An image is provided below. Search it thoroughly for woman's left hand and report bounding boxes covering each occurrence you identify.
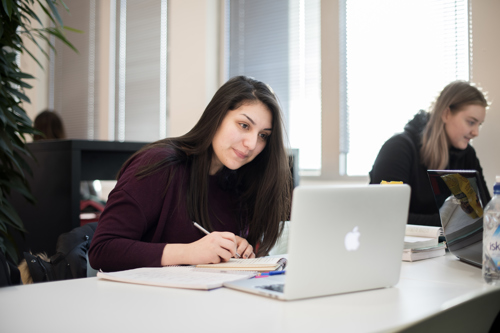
[235,236,255,259]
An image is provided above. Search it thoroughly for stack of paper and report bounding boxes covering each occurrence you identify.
[402,225,446,262]
[402,243,447,262]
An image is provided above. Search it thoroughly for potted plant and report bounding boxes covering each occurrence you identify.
[0,0,78,277]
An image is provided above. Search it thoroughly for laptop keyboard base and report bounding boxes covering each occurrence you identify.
[256,284,284,293]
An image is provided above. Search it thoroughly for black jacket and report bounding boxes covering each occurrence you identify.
[369,110,491,226]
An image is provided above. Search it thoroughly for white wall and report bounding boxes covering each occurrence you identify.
[168,0,220,137]
[470,0,500,190]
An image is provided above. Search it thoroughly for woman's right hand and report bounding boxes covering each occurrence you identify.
[161,232,238,266]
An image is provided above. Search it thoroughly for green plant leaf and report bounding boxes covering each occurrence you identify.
[12,105,32,125]
[13,71,35,79]
[0,145,24,178]
[0,219,6,234]
[58,0,69,12]
[6,86,31,103]
[4,106,21,127]
[13,150,35,178]
[9,78,33,90]
[47,27,78,53]
[18,10,33,25]
[20,29,50,59]
[0,229,20,264]
[63,25,83,34]
[30,29,57,53]
[1,0,79,266]
[0,176,35,204]
[0,202,27,233]
[46,0,63,27]
[1,0,13,20]
[19,44,44,68]
[36,1,57,27]
[0,110,7,125]
[17,125,39,136]
[0,130,14,152]
[19,2,43,27]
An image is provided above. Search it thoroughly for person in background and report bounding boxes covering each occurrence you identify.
[369,81,491,226]
[33,109,104,218]
[33,109,66,140]
[89,76,292,272]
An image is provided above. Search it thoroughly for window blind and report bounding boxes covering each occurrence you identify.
[227,0,321,171]
[115,0,168,142]
[53,0,100,139]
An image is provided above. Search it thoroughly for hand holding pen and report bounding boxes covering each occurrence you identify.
[193,222,255,259]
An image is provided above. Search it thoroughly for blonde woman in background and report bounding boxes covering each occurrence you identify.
[369,81,491,226]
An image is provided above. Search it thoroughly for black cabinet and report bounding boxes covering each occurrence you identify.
[10,140,147,256]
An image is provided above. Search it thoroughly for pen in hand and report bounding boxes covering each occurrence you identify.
[192,221,241,258]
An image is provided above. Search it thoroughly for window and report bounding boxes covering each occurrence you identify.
[50,0,168,142]
[226,0,321,173]
[340,0,470,176]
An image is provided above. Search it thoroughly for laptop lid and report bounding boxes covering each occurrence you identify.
[427,170,486,267]
[224,184,411,300]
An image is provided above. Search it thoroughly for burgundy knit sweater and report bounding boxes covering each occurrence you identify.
[88,147,241,272]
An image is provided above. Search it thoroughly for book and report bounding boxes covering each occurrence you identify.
[402,242,446,262]
[404,225,443,249]
[196,256,287,272]
[97,266,256,290]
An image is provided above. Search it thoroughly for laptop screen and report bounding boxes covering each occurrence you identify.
[427,170,486,267]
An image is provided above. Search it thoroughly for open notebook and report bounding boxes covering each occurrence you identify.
[224,184,411,300]
[97,256,287,290]
[97,266,256,290]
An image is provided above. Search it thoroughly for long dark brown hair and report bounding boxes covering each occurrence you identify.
[121,76,292,256]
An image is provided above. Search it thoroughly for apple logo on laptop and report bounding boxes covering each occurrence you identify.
[344,226,360,251]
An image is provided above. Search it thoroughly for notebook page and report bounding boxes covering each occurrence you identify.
[97,266,255,290]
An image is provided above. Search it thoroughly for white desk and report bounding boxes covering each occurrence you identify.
[1,254,499,333]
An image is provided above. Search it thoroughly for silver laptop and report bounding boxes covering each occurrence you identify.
[224,184,411,300]
[427,170,486,267]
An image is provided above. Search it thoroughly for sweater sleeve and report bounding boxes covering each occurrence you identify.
[369,134,415,185]
[88,149,173,272]
[88,189,167,272]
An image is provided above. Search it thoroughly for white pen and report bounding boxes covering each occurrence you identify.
[192,221,241,258]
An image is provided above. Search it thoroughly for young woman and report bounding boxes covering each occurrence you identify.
[89,76,292,272]
[369,81,491,226]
